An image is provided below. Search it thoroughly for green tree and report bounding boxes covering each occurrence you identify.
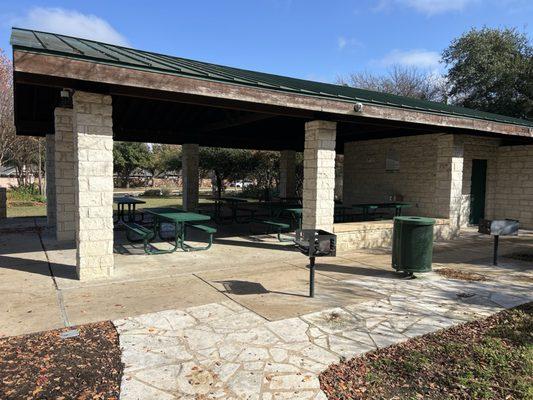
[146,144,181,186]
[113,142,152,188]
[250,151,280,195]
[199,147,257,198]
[442,27,532,119]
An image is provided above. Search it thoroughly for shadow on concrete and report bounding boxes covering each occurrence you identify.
[0,255,78,280]
[213,238,296,252]
[216,279,309,298]
[314,263,400,279]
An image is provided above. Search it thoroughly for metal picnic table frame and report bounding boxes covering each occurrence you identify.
[143,207,212,253]
[114,196,146,223]
[214,197,253,223]
[352,202,412,218]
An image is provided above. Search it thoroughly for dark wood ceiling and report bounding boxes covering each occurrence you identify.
[14,81,533,153]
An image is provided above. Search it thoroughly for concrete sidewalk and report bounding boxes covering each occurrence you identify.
[1,217,532,338]
[115,274,532,399]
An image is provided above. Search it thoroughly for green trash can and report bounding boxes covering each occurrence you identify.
[392,216,435,273]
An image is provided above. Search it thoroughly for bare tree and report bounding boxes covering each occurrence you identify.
[337,65,447,102]
[0,49,15,168]
[0,49,44,188]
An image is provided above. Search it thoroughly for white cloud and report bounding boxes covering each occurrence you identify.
[376,0,476,15]
[12,7,129,46]
[378,49,441,68]
[337,36,363,50]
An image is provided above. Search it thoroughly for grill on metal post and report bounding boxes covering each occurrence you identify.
[294,229,336,297]
[478,219,519,265]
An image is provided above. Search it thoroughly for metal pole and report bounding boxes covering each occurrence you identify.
[309,256,316,298]
[493,235,499,266]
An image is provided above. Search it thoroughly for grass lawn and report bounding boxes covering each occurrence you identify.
[6,195,217,218]
[320,302,532,399]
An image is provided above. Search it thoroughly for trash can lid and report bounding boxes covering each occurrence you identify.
[394,216,436,225]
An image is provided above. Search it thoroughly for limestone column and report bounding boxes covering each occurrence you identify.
[182,143,199,211]
[302,120,337,232]
[436,134,464,236]
[54,108,76,241]
[279,150,296,198]
[73,91,114,280]
[45,134,56,228]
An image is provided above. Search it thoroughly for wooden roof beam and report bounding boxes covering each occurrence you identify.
[13,51,533,138]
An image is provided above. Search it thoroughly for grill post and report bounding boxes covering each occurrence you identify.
[493,235,499,266]
[294,229,336,298]
[309,256,316,298]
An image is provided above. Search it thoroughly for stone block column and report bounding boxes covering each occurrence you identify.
[279,150,296,198]
[73,91,114,280]
[0,187,6,219]
[54,108,76,241]
[182,143,199,211]
[302,120,337,231]
[436,134,464,236]
[45,134,56,228]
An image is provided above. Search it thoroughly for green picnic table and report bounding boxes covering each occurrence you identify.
[114,196,146,223]
[280,207,303,229]
[352,202,412,218]
[143,207,212,253]
[281,205,353,226]
[214,197,251,223]
[334,205,353,222]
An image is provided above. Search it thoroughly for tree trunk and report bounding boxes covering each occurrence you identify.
[37,140,43,194]
[216,175,223,199]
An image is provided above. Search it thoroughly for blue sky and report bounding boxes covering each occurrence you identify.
[1,0,531,83]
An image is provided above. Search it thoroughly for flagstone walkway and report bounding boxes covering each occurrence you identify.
[114,275,532,400]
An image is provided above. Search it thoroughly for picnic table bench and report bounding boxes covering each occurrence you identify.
[124,207,215,254]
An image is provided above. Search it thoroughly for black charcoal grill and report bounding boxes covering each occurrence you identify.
[294,229,336,297]
[478,219,519,265]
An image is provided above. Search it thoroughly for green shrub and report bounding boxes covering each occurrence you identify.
[8,184,46,205]
[141,189,163,197]
[160,186,173,197]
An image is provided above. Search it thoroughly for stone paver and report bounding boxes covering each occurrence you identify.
[115,274,532,399]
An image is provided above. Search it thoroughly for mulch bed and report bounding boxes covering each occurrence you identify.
[320,302,532,399]
[0,321,123,400]
[435,267,487,281]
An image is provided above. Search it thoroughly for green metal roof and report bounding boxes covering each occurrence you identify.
[11,27,533,128]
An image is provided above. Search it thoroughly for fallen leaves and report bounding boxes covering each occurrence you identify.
[0,321,123,399]
[435,267,487,282]
[319,302,532,400]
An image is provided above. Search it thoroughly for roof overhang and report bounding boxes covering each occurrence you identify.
[13,50,533,141]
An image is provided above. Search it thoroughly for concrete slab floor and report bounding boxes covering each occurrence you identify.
[0,218,532,338]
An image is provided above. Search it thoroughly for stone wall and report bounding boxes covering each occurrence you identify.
[182,143,199,211]
[73,92,114,280]
[45,134,56,227]
[334,219,452,252]
[435,135,464,234]
[342,133,533,234]
[302,121,336,231]
[343,134,440,217]
[54,108,76,241]
[491,145,533,228]
[279,150,296,198]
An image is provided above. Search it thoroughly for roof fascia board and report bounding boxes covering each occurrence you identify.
[13,50,533,138]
